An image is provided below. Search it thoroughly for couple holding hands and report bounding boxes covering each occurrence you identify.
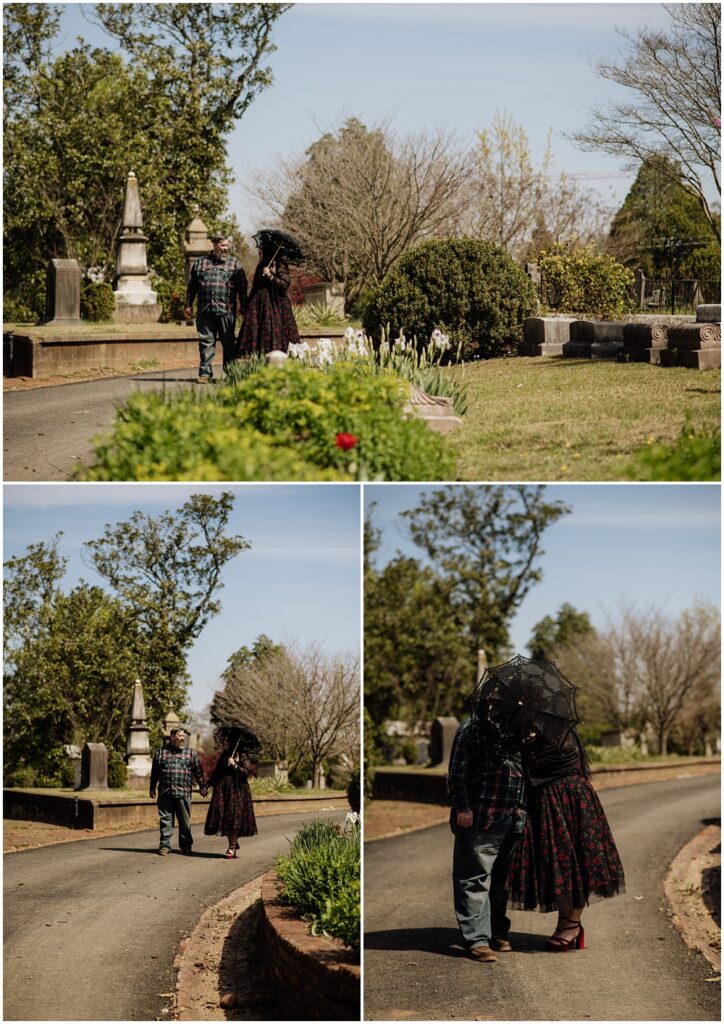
[184,229,302,384]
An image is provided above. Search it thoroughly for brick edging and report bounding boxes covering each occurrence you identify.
[260,869,360,1021]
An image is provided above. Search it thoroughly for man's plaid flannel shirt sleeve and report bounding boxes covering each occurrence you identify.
[447,723,473,814]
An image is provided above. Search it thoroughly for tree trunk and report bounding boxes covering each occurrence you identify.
[659,729,668,756]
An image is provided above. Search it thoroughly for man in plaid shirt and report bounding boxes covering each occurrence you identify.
[150,727,207,856]
[448,711,527,961]
[184,234,247,384]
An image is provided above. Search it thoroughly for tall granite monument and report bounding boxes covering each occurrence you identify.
[126,678,153,789]
[113,172,161,323]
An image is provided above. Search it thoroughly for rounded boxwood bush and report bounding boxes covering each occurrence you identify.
[81,281,115,322]
[363,238,537,359]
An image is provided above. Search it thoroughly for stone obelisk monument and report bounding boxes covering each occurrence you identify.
[113,171,161,323]
[126,678,153,789]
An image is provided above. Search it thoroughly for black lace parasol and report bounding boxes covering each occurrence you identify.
[252,228,304,265]
[471,653,580,748]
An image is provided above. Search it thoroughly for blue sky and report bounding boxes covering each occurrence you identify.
[4,484,362,714]
[54,2,681,235]
[365,483,721,655]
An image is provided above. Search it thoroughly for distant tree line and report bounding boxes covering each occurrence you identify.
[4,493,248,787]
[211,634,360,788]
[365,490,721,761]
[4,3,719,321]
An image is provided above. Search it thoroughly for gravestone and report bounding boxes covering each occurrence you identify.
[113,171,161,323]
[564,320,624,360]
[41,259,82,326]
[429,716,460,767]
[302,281,345,316]
[519,317,578,356]
[697,304,721,324]
[183,205,213,284]
[126,678,152,789]
[79,743,108,789]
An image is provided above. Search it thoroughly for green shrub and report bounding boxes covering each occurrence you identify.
[538,245,634,319]
[627,421,721,481]
[275,818,360,953]
[680,241,721,288]
[81,281,115,322]
[249,775,295,796]
[294,302,348,327]
[363,238,537,360]
[107,749,128,789]
[3,295,39,324]
[586,745,649,765]
[155,278,190,323]
[81,361,455,482]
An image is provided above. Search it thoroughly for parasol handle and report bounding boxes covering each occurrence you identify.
[229,734,242,762]
[266,245,282,269]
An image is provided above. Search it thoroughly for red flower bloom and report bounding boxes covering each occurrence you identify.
[336,433,358,451]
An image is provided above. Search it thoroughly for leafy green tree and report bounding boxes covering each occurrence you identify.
[528,603,594,661]
[364,555,473,730]
[608,156,719,277]
[3,2,289,315]
[538,245,634,319]
[400,486,571,660]
[4,494,249,785]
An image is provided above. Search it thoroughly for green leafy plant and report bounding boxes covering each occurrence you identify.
[627,420,721,481]
[275,818,360,952]
[81,281,115,322]
[249,775,295,795]
[155,278,190,323]
[293,302,348,327]
[363,238,537,360]
[81,361,455,482]
[538,245,634,319]
[107,748,128,788]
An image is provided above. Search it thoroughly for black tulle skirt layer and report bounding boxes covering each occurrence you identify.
[507,774,625,913]
[204,775,257,838]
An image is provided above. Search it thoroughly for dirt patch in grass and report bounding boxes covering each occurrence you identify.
[449,356,720,481]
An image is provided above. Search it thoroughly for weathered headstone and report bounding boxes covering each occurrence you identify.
[620,321,669,364]
[660,322,721,370]
[41,259,82,326]
[696,304,721,324]
[302,281,345,316]
[162,708,181,738]
[429,716,460,767]
[519,317,579,356]
[79,742,108,789]
[405,385,462,434]
[126,678,152,789]
[113,171,161,323]
[564,320,624,360]
[183,205,213,284]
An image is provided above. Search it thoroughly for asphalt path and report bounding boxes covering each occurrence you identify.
[4,368,198,481]
[364,774,721,1021]
[4,807,344,1021]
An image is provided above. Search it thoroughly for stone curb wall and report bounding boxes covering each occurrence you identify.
[3,789,349,829]
[373,759,721,803]
[260,869,360,1021]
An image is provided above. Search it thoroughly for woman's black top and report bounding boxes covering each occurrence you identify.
[522,730,587,787]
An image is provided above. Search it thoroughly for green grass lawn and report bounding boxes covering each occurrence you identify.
[449,356,721,481]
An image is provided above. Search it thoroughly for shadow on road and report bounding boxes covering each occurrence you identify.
[99,845,229,859]
[364,926,551,957]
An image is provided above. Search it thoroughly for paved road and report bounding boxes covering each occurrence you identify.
[4,369,198,481]
[4,807,343,1021]
[364,774,720,1021]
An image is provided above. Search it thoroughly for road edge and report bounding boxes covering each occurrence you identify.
[663,822,721,975]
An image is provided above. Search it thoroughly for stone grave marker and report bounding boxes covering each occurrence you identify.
[429,716,460,767]
[42,259,82,325]
[79,742,108,789]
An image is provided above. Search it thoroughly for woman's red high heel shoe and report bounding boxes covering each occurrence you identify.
[545,918,584,952]
[225,844,239,859]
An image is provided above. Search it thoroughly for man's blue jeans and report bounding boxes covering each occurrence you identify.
[197,311,237,379]
[158,791,193,851]
[452,819,518,948]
